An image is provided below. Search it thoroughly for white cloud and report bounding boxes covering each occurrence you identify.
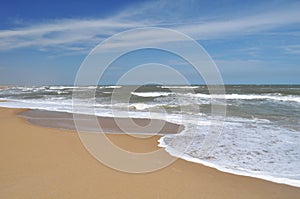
[0,0,300,53]
[177,7,300,39]
[284,45,300,55]
[0,18,144,51]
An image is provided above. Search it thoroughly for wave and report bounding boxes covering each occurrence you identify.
[131,92,172,97]
[160,86,199,89]
[100,86,121,89]
[225,94,300,102]
[129,103,156,110]
[49,86,80,90]
[183,93,300,103]
[11,85,122,91]
[130,91,300,103]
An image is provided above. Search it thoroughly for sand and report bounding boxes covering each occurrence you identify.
[0,86,9,90]
[0,107,300,198]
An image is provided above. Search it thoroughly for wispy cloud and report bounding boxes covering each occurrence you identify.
[176,7,300,39]
[0,0,299,54]
[0,18,145,52]
[284,45,300,55]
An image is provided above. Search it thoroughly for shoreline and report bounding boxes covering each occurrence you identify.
[161,140,300,188]
[19,108,300,188]
[0,107,300,198]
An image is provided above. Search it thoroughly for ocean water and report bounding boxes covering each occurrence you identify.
[0,85,299,187]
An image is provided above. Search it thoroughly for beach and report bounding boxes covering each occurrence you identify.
[0,107,300,198]
[1,0,300,197]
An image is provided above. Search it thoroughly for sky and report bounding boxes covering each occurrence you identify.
[0,0,300,85]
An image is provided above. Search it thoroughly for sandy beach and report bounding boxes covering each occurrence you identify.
[0,107,300,198]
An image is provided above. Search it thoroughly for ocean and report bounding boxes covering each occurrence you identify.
[0,85,299,187]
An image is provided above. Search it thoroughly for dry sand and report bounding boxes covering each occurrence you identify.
[0,107,299,198]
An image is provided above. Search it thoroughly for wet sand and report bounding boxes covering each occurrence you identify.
[18,109,183,134]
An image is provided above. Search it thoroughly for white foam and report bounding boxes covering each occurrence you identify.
[158,116,300,188]
[161,86,199,89]
[183,93,300,103]
[129,103,155,110]
[131,92,172,97]
[159,138,300,187]
[100,86,121,89]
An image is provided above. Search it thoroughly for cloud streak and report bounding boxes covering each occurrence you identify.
[284,45,300,55]
[0,18,145,52]
[0,0,300,53]
[176,7,300,39]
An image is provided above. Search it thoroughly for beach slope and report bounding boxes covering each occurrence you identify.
[0,107,299,198]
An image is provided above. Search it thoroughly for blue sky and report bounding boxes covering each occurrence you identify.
[0,0,299,85]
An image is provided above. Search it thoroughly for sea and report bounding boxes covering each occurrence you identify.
[0,85,299,187]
